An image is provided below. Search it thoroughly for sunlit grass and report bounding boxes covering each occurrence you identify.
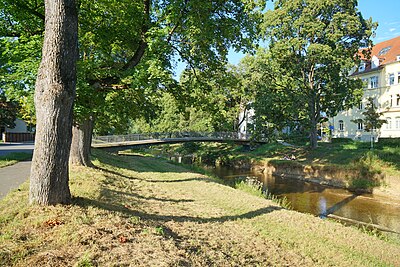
[0,152,32,168]
[0,149,399,266]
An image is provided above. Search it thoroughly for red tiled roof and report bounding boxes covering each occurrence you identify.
[359,35,400,67]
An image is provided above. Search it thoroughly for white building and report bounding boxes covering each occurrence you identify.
[331,36,400,141]
[238,105,254,139]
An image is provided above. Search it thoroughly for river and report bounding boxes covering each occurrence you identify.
[209,165,400,233]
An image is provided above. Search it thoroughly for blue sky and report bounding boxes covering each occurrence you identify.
[358,0,400,42]
[175,1,400,77]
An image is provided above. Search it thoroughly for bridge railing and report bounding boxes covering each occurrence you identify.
[92,132,253,144]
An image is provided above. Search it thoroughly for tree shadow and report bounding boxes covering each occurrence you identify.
[93,166,139,180]
[73,196,282,224]
[104,188,195,204]
[92,150,193,174]
[319,194,359,218]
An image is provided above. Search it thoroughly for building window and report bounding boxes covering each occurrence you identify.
[386,118,392,130]
[390,95,393,107]
[378,46,392,56]
[398,72,400,84]
[389,73,395,85]
[339,120,344,131]
[397,94,400,106]
[358,101,363,110]
[396,117,400,129]
[357,122,363,130]
[370,76,379,88]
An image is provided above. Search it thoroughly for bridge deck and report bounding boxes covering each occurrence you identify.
[92,137,261,149]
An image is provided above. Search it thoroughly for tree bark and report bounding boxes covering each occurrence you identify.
[308,95,319,149]
[29,0,78,205]
[70,116,94,167]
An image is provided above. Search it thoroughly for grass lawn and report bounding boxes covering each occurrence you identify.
[0,152,33,168]
[1,149,399,266]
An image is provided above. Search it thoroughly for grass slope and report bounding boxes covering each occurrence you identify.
[0,152,32,168]
[0,149,399,266]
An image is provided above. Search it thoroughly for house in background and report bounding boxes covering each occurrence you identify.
[1,118,35,142]
[4,118,29,133]
[331,35,400,141]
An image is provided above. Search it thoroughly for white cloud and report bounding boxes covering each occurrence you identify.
[389,28,396,32]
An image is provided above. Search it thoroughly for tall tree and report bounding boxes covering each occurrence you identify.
[29,0,78,205]
[261,0,376,148]
[239,50,309,140]
[69,0,265,165]
[1,0,265,167]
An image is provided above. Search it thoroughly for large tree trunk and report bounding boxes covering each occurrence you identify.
[70,116,94,167]
[29,0,78,205]
[308,94,318,149]
[309,118,318,149]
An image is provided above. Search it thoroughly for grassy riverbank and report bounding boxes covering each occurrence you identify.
[1,149,400,266]
[146,139,400,191]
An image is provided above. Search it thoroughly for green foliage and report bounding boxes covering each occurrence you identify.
[243,0,376,148]
[351,97,387,132]
[1,0,266,136]
[235,177,292,209]
[0,93,18,129]
[235,178,264,198]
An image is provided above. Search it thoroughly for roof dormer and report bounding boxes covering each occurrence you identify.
[358,61,366,72]
[371,55,380,69]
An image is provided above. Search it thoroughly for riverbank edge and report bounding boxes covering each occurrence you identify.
[229,157,400,200]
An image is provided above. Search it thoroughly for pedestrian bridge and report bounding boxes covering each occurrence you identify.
[92,132,266,149]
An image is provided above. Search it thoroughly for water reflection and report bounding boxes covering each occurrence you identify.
[210,165,400,233]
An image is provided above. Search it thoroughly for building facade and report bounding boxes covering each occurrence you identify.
[331,36,400,141]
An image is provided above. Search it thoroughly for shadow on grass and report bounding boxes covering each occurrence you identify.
[374,150,400,171]
[73,196,281,224]
[105,188,195,204]
[94,166,141,180]
[92,150,192,174]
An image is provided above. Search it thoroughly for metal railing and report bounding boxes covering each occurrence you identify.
[92,132,254,144]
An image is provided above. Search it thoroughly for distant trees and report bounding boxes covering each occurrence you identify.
[131,65,247,134]
[0,93,18,129]
[250,0,376,148]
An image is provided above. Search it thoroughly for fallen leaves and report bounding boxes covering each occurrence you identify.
[44,219,63,227]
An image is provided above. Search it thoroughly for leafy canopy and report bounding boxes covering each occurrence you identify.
[250,0,375,146]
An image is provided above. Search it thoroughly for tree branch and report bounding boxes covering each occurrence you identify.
[122,0,150,70]
[13,0,45,21]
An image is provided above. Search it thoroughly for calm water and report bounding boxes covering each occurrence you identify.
[210,165,400,233]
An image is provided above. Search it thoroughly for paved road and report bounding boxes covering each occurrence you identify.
[0,161,31,200]
[0,142,34,156]
[0,143,33,200]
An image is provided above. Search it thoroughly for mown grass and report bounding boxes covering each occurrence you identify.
[0,152,32,168]
[1,149,400,266]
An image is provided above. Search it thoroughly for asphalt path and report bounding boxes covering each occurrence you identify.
[0,161,31,200]
[0,143,34,200]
